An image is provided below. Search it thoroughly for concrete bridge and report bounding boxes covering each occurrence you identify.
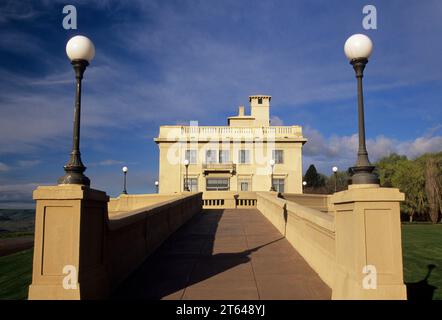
[27,186,407,300]
[112,208,330,300]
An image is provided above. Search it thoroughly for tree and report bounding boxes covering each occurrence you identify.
[391,160,427,222]
[376,154,427,222]
[326,170,349,193]
[376,153,408,187]
[415,152,442,223]
[424,157,441,223]
[304,164,325,188]
[377,152,442,222]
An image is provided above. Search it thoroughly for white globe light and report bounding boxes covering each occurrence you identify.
[155,181,159,186]
[332,166,338,173]
[269,159,275,166]
[303,181,307,186]
[66,35,95,62]
[344,34,373,60]
[122,166,128,173]
[184,159,190,166]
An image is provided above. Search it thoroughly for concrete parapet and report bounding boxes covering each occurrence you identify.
[256,192,287,234]
[202,191,257,209]
[28,185,110,300]
[280,193,333,214]
[108,193,180,213]
[106,193,202,289]
[331,185,407,299]
[28,185,202,300]
[256,185,407,300]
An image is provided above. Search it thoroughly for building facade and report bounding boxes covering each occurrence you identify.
[154,95,307,194]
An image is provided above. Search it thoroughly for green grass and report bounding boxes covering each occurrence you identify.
[0,249,33,300]
[0,209,35,234]
[402,224,442,300]
[0,231,34,239]
[0,224,441,300]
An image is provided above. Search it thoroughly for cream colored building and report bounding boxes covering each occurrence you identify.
[154,95,307,194]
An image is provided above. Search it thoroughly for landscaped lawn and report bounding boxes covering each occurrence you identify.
[402,223,442,300]
[0,224,441,300]
[0,248,33,300]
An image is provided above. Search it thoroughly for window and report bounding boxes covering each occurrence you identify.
[272,178,285,193]
[238,150,250,164]
[219,150,230,163]
[238,178,251,191]
[185,149,197,164]
[206,178,229,191]
[272,150,284,164]
[184,178,198,192]
[206,150,217,164]
[258,97,263,104]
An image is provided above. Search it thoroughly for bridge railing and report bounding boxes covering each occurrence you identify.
[107,193,202,289]
[27,184,406,300]
[279,193,333,214]
[28,185,202,300]
[202,191,257,209]
[108,193,182,213]
[257,187,407,300]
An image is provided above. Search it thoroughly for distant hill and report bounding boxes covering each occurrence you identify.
[0,209,35,233]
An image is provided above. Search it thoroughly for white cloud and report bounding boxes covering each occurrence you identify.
[0,1,40,24]
[17,160,41,167]
[97,159,124,166]
[0,88,72,154]
[303,126,442,174]
[0,0,441,196]
[0,182,49,208]
[0,162,10,172]
[1,1,441,157]
[270,116,284,126]
[397,136,442,159]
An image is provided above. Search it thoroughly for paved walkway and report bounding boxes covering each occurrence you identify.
[112,208,331,300]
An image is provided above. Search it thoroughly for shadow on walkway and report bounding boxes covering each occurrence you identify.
[111,208,330,300]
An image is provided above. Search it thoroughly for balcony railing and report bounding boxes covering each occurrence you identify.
[155,125,306,142]
[202,162,236,172]
[181,126,302,136]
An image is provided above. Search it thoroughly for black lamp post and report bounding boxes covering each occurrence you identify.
[344,34,380,185]
[302,181,307,193]
[270,159,276,191]
[58,35,95,186]
[184,159,190,191]
[155,180,159,193]
[122,166,128,194]
[332,166,338,193]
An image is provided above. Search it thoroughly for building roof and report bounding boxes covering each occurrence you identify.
[249,95,271,102]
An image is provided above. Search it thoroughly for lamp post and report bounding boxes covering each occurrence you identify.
[302,181,307,193]
[58,35,95,186]
[155,180,159,193]
[122,166,128,194]
[269,159,276,191]
[183,159,190,191]
[332,166,338,193]
[344,34,379,185]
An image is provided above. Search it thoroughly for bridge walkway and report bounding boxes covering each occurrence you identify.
[112,208,331,300]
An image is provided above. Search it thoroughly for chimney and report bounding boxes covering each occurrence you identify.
[249,95,271,126]
[238,105,245,116]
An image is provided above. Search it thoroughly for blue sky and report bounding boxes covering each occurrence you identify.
[0,0,441,208]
